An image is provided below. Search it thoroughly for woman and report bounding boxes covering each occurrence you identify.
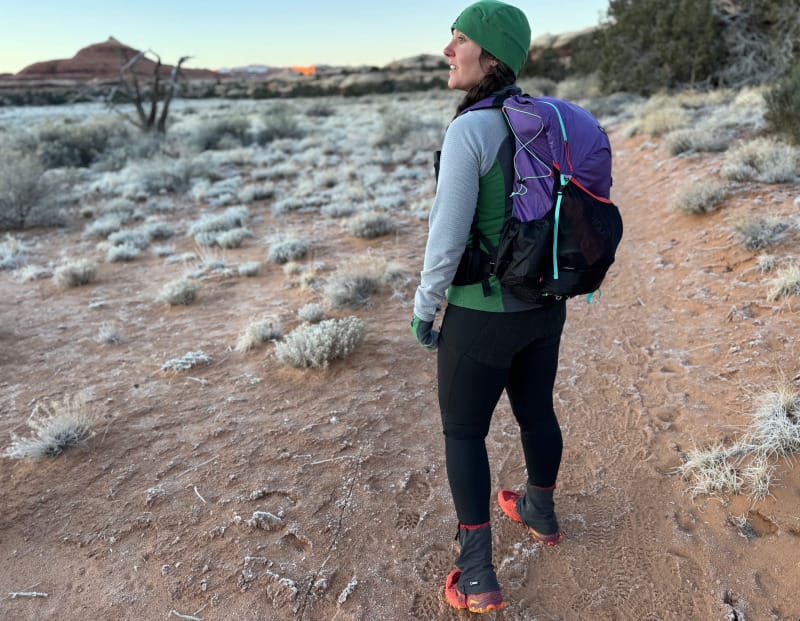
[410,0,566,613]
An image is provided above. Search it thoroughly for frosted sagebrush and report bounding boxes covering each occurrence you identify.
[158,278,199,305]
[5,394,100,460]
[83,214,123,239]
[323,256,394,308]
[345,211,396,239]
[274,317,366,369]
[161,350,210,372]
[268,238,309,264]
[297,303,325,323]
[732,215,790,251]
[106,242,140,262]
[188,205,249,237]
[108,229,151,250]
[53,259,98,288]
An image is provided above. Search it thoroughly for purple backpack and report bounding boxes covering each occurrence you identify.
[452,93,623,303]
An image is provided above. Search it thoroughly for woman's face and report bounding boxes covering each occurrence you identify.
[444,29,491,91]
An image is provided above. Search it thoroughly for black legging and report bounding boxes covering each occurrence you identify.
[437,302,566,526]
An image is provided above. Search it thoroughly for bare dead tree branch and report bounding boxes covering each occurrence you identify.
[108,47,189,134]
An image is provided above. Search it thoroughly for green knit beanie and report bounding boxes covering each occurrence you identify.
[452,0,531,77]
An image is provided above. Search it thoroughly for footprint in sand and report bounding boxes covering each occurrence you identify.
[395,471,432,531]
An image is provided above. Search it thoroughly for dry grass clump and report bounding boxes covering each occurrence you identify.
[267,238,309,264]
[238,182,275,203]
[667,181,727,215]
[297,303,325,323]
[274,317,366,369]
[235,316,282,352]
[631,97,691,137]
[83,214,124,239]
[664,128,733,156]
[0,235,27,270]
[53,258,98,288]
[731,214,790,251]
[678,384,800,500]
[158,277,199,306]
[5,394,100,460]
[107,228,151,250]
[161,351,210,372]
[96,321,122,344]
[345,211,397,239]
[767,263,800,301]
[720,138,799,183]
[196,227,252,249]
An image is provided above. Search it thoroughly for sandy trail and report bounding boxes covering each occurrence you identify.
[1,123,799,621]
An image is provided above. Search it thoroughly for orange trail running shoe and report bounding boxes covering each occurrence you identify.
[497,489,563,546]
[444,569,507,613]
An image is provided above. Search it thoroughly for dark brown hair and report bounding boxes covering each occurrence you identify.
[454,50,517,118]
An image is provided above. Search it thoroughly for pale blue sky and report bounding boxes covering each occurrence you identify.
[1,0,609,74]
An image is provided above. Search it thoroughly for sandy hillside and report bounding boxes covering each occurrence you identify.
[1,94,799,621]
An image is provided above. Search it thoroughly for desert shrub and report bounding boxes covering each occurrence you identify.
[274,317,366,369]
[235,316,282,352]
[195,227,251,249]
[161,350,210,372]
[664,127,733,155]
[553,74,602,103]
[238,261,261,277]
[516,77,557,97]
[305,102,335,117]
[678,384,800,500]
[0,154,59,229]
[755,254,776,273]
[106,243,141,262]
[188,205,249,237]
[108,229,151,249]
[96,322,122,344]
[141,221,175,241]
[267,238,309,264]
[254,107,306,144]
[5,394,100,460]
[720,138,800,183]
[158,277,199,305]
[238,182,275,203]
[765,61,800,145]
[373,111,415,148]
[83,214,123,239]
[321,203,356,218]
[0,235,27,270]
[667,181,727,214]
[323,257,389,308]
[35,119,124,169]
[193,116,251,150]
[297,303,325,323]
[767,263,800,301]
[345,211,396,239]
[53,259,98,288]
[731,214,790,250]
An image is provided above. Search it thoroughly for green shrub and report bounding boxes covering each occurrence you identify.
[193,116,251,150]
[267,238,309,264]
[577,0,722,95]
[765,61,800,145]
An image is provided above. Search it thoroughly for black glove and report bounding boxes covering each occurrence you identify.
[410,314,439,351]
